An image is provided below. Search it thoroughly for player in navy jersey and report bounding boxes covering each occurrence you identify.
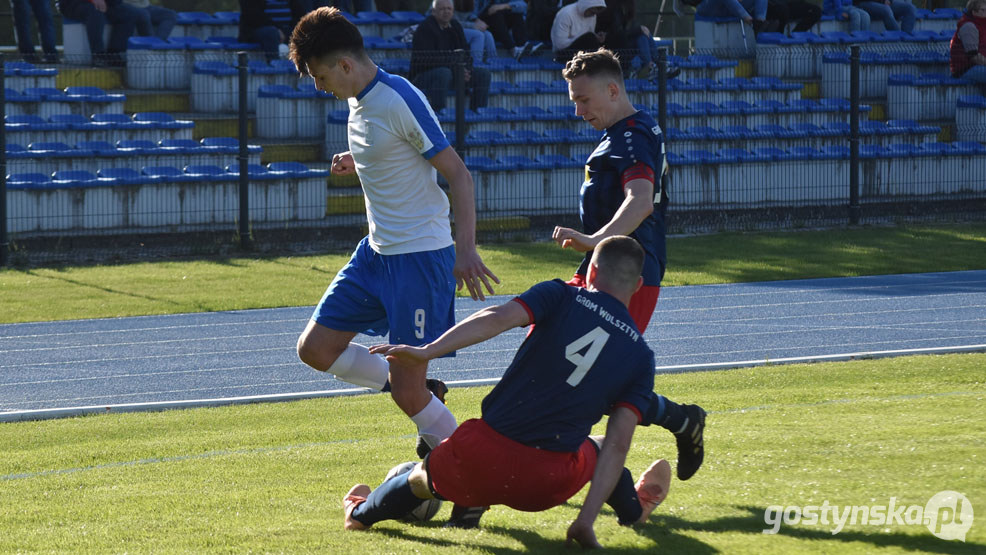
[340,237,673,547]
[552,48,706,483]
[288,8,498,465]
[552,47,668,333]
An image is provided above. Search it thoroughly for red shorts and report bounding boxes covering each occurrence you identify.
[566,274,661,332]
[427,418,597,512]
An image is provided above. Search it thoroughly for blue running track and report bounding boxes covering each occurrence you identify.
[2,270,985,421]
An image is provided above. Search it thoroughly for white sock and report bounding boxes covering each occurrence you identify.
[411,394,458,445]
[326,343,388,390]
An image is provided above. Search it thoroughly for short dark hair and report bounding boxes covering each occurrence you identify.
[562,48,624,83]
[289,7,366,76]
[592,236,644,290]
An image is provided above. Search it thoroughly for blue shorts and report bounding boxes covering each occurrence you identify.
[312,237,456,346]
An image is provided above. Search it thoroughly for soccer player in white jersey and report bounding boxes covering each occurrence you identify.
[288,7,499,460]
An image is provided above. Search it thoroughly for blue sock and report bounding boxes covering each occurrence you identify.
[607,467,643,525]
[645,394,687,432]
[350,471,424,527]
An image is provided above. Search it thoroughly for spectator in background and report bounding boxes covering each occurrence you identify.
[855,0,917,33]
[474,0,540,60]
[124,0,177,39]
[240,0,286,60]
[823,0,871,31]
[11,0,59,63]
[56,0,141,66]
[410,0,491,111]
[455,0,497,62]
[551,0,607,63]
[950,0,986,85]
[598,0,662,77]
[765,0,821,34]
[525,0,558,46]
[694,0,768,34]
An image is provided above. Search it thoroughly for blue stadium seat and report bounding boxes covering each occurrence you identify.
[7,114,63,131]
[185,164,235,181]
[574,128,603,143]
[226,163,275,179]
[542,128,578,144]
[818,145,850,159]
[159,139,202,154]
[28,141,75,153]
[497,155,539,170]
[789,122,824,137]
[201,137,262,154]
[510,105,550,121]
[267,161,328,177]
[6,172,51,188]
[716,148,751,162]
[48,113,90,128]
[721,125,754,139]
[133,112,181,128]
[751,147,790,161]
[52,169,102,186]
[98,167,154,185]
[474,107,515,122]
[390,10,425,24]
[535,154,583,169]
[505,129,543,145]
[545,104,578,120]
[820,121,850,136]
[463,155,497,172]
[77,140,120,156]
[465,130,507,147]
[681,150,716,163]
[142,165,187,183]
[117,139,159,153]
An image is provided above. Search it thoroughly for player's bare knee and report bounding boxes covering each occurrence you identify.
[296,333,343,371]
[407,463,434,499]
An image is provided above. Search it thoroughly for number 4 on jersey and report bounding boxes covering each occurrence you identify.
[564,326,611,387]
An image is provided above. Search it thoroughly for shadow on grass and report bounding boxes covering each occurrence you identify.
[26,269,204,311]
[367,504,982,554]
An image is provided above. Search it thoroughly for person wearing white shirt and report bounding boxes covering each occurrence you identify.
[288,7,499,462]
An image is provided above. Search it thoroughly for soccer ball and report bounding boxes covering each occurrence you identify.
[384,461,443,522]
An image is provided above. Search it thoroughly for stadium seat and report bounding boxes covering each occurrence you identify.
[98,167,154,185]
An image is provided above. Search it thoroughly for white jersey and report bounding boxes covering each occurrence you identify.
[347,68,454,255]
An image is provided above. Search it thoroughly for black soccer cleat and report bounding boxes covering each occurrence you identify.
[426,378,448,404]
[674,404,706,481]
[416,434,439,459]
[444,504,488,529]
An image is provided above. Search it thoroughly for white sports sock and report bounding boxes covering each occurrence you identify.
[326,343,388,390]
[410,394,457,443]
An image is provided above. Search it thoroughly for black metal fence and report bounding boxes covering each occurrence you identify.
[3,36,986,266]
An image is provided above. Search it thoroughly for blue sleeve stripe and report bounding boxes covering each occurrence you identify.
[380,71,450,157]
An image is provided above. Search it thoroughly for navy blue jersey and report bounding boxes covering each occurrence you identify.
[577,110,668,286]
[481,280,656,452]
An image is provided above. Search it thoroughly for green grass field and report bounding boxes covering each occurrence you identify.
[2,354,983,553]
[2,223,985,552]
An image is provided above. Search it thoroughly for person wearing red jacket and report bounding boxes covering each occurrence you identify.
[950,0,986,85]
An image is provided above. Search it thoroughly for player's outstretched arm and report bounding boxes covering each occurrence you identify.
[589,179,654,241]
[553,179,655,254]
[370,300,529,362]
[429,146,500,301]
[566,407,638,549]
[551,226,594,252]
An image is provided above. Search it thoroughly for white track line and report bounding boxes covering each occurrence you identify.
[3,344,984,423]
